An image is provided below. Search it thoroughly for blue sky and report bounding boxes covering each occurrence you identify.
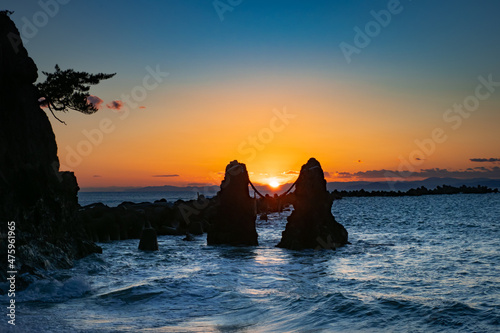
[7,0,500,86]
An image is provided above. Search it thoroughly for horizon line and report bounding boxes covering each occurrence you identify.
[79,176,500,191]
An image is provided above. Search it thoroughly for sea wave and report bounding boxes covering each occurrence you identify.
[3,194,499,332]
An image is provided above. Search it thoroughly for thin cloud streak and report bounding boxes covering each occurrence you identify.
[470,158,500,163]
[327,167,500,180]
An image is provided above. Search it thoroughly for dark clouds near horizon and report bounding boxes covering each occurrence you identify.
[470,158,500,163]
[328,167,500,180]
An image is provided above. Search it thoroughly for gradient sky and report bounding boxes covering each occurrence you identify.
[4,0,500,188]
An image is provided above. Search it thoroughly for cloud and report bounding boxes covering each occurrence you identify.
[335,172,353,179]
[470,158,500,163]
[38,97,48,107]
[418,167,500,178]
[188,183,214,187]
[152,174,180,178]
[93,175,102,178]
[333,167,500,180]
[282,170,299,175]
[139,106,146,109]
[326,170,397,179]
[87,95,103,109]
[323,171,332,178]
[106,100,124,110]
[355,169,400,178]
[470,166,489,171]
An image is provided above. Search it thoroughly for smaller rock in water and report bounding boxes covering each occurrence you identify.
[183,232,194,241]
[138,222,159,251]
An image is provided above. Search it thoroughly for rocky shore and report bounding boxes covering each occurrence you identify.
[79,197,216,242]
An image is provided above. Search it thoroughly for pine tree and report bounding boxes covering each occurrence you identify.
[36,65,115,124]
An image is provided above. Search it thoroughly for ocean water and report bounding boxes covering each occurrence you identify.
[1,193,499,332]
[77,191,211,207]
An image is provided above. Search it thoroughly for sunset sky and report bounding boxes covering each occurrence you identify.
[4,0,500,188]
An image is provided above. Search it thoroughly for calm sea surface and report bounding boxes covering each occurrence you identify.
[78,191,208,207]
[1,193,499,332]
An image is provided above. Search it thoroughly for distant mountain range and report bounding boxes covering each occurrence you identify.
[80,177,500,193]
[80,185,220,193]
[326,177,500,192]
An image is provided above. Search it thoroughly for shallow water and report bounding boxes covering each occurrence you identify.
[2,194,499,332]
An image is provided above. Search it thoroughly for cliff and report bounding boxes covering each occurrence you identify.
[0,12,101,291]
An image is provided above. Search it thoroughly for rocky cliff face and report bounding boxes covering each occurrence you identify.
[0,12,101,290]
[277,158,348,250]
[207,160,258,246]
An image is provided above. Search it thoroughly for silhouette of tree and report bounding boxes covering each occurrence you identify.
[36,65,115,124]
[0,10,14,16]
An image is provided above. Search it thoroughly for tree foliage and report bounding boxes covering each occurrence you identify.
[36,65,115,124]
[0,10,14,16]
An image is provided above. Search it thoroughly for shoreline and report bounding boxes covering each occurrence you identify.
[78,184,499,208]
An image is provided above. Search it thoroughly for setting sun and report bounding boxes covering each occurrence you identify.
[269,180,280,188]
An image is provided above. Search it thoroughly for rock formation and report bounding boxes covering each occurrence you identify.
[78,197,217,241]
[138,222,159,251]
[277,158,348,250]
[207,160,258,246]
[0,12,101,290]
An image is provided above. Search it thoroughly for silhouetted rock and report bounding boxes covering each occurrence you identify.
[79,195,220,241]
[79,201,182,240]
[0,12,101,290]
[160,225,183,235]
[277,158,348,250]
[183,232,194,241]
[207,160,258,246]
[138,222,159,251]
[188,221,204,235]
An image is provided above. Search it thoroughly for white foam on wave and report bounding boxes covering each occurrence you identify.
[19,276,91,303]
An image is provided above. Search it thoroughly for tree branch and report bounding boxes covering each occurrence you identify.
[47,104,67,125]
